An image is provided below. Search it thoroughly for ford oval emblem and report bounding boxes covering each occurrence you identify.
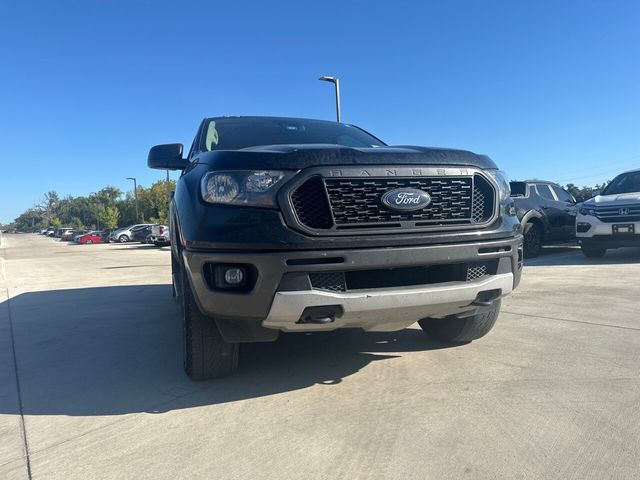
[381,188,432,212]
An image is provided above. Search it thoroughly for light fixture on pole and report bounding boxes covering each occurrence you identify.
[318,75,341,122]
[126,177,139,222]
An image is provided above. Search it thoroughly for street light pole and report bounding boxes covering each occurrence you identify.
[90,191,99,229]
[166,170,171,203]
[126,177,139,223]
[319,75,341,122]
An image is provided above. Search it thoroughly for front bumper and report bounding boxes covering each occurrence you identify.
[576,214,640,248]
[182,235,523,335]
[264,273,514,332]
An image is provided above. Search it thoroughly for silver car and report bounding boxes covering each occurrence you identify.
[109,224,153,243]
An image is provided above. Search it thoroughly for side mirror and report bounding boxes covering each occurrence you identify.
[148,144,188,170]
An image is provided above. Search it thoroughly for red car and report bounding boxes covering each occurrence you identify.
[76,231,104,244]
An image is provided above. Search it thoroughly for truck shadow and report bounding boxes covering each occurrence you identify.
[1,285,456,417]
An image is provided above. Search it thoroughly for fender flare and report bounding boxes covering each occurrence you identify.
[170,201,186,260]
[520,210,543,234]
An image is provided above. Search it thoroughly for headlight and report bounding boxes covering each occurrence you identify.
[201,170,295,207]
[487,170,511,201]
[579,205,597,216]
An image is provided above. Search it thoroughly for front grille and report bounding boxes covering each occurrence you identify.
[595,205,640,223]
[308,261,495,292]
[290,173,495,233]
[325,177,473,226]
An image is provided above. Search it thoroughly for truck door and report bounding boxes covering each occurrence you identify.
[551,185,577,240]
[534,183,565,241]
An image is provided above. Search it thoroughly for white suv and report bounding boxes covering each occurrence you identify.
[576,169,640,257]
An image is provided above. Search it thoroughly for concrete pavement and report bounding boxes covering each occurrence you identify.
[1,234,639,479]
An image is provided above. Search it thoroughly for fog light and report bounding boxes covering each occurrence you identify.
[209,264,253,291]
[577,222,592,233]
[224,268,245,285]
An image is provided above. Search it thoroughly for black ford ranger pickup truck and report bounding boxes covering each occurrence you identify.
[148,116,523,380]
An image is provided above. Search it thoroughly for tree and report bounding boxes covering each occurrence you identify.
[14,208,44,231]
[97,205,120,229]
[115,193,138,227]
[135,180,176,224]
[565,182,609,202]
[37,191,60,225]
[68,217,85,230]
[96,187,122,205]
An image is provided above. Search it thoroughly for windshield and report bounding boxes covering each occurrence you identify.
[602,171,640,195]
[201,117,386,151]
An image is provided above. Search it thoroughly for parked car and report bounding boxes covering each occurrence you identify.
[76,231,104,244]
[510,180,577,258]
[148,224,170,246]
[60,229,76,241]
[131,225,153,243]
[109,224,154,243]
[72,230,90,241]
[576,169,640,257]
[46,228,56,236]
[148,115,523,380]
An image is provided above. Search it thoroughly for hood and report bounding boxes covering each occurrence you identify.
[584,192,640,206]
[197,144,498,171]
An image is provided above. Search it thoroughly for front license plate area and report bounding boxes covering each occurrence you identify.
[613,224,635,234]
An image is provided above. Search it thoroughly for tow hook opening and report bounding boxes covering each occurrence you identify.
[471,289,502,307]
[297,305,344,324]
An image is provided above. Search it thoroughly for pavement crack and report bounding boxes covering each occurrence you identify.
[4,287,33,480]
[503,310,640,332]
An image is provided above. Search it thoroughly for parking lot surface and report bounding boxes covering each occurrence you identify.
[1,234,639,480]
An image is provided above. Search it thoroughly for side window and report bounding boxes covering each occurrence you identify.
[552,185,574,203]
[509,182,527,197]
[536,184,556,201]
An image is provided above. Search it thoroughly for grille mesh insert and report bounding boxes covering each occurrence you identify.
[290,176,333,229]
[466,263,488,281]
[471,188,486,223]
[309,272,346,292]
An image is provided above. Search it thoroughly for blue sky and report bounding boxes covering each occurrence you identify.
[1,0,638,223]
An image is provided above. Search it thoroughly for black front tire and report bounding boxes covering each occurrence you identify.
[118,234,129,243]
[179,260,239,380]
[419,301,501,343]
[581,245,606,258]
[523,222,543,258]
